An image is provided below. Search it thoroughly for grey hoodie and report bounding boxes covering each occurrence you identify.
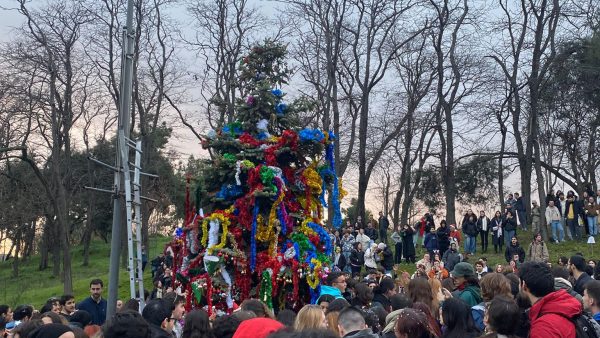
[554,277,583,303]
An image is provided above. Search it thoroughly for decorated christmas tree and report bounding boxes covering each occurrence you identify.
[169,41,345,315]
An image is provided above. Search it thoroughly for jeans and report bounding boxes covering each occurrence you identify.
[343,252,352,273]
[567,219,581,239]
[551,220,565,242]
[464,236,476,254]
[504,230,515,247]
[588,216,598,236]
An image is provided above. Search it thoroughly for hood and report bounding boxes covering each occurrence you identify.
[232,318,284,338]
[344,328,379,338]
[464,285,483,304]
[383,309,403,333]
[529,289,582,321]
[554,277,573,289]
[320,285,344,299]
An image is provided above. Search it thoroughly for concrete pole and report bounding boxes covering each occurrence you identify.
[107,0,136,318]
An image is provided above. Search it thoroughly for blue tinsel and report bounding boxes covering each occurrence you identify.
[175,227,183,238]
[275,102,287,115]
[299,128,325,143]
[215,184,243,200]
[326,131,342,229]
[309,284,321,304]
[308,222,333,256]
[250,204,259,272]
[271,88,284,98]
[277,207,286,235]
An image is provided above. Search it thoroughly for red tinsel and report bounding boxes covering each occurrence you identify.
[234,198,252,230]
[264,146,277,166]
[291,260,299,301]
[207,276,213,316]
[239,133,262,147]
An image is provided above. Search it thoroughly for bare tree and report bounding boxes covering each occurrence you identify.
[183,0,263,132]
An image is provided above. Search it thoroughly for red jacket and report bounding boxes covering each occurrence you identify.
[529,289,582,338]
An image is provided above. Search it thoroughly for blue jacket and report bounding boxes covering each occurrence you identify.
[318,285,344,301]
[77,296,107,325]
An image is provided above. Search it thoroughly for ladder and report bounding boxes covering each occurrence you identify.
[119,130,145,307]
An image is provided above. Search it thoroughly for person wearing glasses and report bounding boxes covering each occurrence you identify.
[142,299,176,338]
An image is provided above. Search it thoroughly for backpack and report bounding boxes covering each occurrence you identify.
[568,313,600,338]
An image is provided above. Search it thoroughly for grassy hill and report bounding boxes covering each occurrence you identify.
[0,235,170,308]
[0,228,597,308]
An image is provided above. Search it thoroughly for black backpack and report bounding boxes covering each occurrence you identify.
[568,312,600,338]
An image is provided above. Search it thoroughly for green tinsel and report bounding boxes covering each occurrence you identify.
[259,166,276,192]
[259,270,273,309]
[223,153,237,162]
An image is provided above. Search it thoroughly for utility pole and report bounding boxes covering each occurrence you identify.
[107,0,136,318]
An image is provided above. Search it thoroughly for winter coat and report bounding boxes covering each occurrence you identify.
[585,202,600,217]
[565,200,582,219]
[319,285,344,300]
[515,196,526,211]
[355,234,371,251]
[390,231,402,244]
[372,292,392,313]
[436,225,451,254]
[364,246,378,269]
[505,242,526,262]
[380,247,394,271]
[462,219,479,237]
[527,241,549,263]
[491,217,503,245]
[554,277,583,304]
[574,272,593,296]
[423,233,438,252]
[350,249,364,267]
[401,228,415,258]
[476,216,490,232]
[365,227,378,241]
[529,289,582,338]
[532,205,541,221]
[442,248,461,272]
[503,217,517,232]
[454,284,482,307]
[449,230,462,245]
[334,252,347,271]
[342,328,379,338]
[340,235,355,253]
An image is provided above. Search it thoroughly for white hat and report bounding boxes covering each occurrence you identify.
[377,243,386,250]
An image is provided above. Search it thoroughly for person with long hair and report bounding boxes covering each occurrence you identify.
[480,296,520,338]
[181,309,212,338]
[471,273,512,330]
[394,308,436,338]
[350,242,365,277]
[294,305,327,331]
[440,298,479,338]
[407,278,434,314]
[427,278,443,320]
[412,302,441,337]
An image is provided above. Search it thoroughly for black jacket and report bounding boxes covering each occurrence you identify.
[476,216,491,232]
[381,247,394,270]
[505,242,525,263]
[515,197,526,211]
[463,219,479,237]
[350,249,364,267]
[503,217,517,232]
[574,272,593,296]
[365,227,378,241]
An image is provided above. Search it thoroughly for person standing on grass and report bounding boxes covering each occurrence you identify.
[502,211,518,247]
[505,236,525,264]
[76,279,107,326]
[531,200,541,234]
[491,211,504,253]
[527,233,549,263]
[378,212,389,244]
[477,211,490,253]
[584,196,600,237]
[546,200,564,243]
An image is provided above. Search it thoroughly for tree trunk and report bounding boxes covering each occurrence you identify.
[12,229,21,277]
[82,159,95,266]
[356,99,370,223]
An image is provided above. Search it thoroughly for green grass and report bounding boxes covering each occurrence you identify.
[0,235,170,308]
[1,229,595,308]
[393,228,599,272]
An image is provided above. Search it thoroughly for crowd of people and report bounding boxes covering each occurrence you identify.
[4,254,600,338]
[1,190,599,338]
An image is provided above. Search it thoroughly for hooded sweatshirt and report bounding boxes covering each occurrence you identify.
[554,277,583,304]
[319,285,344,300]
[529,289,582,338]
[343,328,379,338]
[382,309,403,336]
